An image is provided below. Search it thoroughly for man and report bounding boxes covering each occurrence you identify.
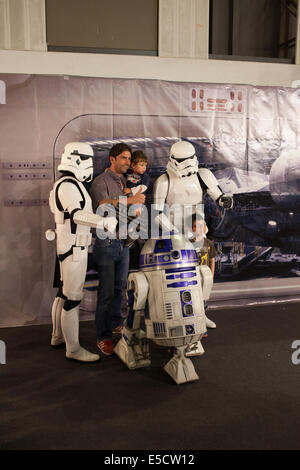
[90,143,145,356]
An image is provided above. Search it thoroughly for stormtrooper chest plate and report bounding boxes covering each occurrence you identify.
[166,173,203,206]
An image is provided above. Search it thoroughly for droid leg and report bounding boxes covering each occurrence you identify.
[164,346,199,384]
[183,266,215,357]
[51,296,65,347]
[185,340,205,357]
[114,309,151,369]
[114,272,150,369]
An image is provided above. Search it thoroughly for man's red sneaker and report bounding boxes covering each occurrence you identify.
[97,340,114,356]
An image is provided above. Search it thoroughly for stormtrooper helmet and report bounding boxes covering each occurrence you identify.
[167,141,198,177]
[58,142,94,182]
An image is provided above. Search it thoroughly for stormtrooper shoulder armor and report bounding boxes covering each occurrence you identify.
[153,173,169,211]
[57,180,85,215]
[198,168,223,201]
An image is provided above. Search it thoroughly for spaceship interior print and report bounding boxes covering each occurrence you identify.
[1,74,300,328]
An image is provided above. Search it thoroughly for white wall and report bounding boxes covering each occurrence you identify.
[1,49,300,87]
[159,0,209,59]
[0,0,300,88]
[0,0,46,51]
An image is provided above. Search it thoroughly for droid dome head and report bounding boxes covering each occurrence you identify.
[139,235,199,272]
[58,142,94,182]
[167,141,198,177]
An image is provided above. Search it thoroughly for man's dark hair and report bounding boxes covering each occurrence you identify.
[109,143,132,159]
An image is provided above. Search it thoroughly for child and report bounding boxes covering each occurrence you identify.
[124,150,149,196]
[123,150,149,248]
[185,213,217,357]
[190,213,217,332]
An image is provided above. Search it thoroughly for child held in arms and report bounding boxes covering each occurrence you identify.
[123,150,149,248]
[124,150,149,196]
[190,213,217,336]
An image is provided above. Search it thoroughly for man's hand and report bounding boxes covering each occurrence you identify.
[123,188,132,195]
[128,186,145,205]
[103,216,118,234]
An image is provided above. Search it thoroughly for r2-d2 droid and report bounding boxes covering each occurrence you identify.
[114,235,213,384]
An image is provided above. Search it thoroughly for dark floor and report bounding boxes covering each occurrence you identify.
[1,302,300,450]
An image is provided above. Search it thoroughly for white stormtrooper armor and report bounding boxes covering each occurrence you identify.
[153,141,233,339]
[58,142,94,183]
[153,141,233,231]
[49,142,117,362]
[114,235,214,384]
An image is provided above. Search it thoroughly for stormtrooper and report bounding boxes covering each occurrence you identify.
[153,140,233,233]
[152,140,233,354]
[48,142,117,362]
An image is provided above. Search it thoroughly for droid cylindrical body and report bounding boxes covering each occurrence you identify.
[139,236,207,348]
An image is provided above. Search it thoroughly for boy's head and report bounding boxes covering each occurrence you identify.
[191,213,207,240]
[131,150,148,175]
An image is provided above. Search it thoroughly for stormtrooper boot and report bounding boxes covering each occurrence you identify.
[61,305,100,362]
[205,315,216,329]
[51,297,65,347]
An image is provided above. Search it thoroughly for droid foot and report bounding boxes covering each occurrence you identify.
[205,315,216,328]
[164,346,199,384]
[66,347,100,362]
[114,337,151,370]
[185,340,205,357]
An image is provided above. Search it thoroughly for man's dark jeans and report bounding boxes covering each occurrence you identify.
[93,238,129,342]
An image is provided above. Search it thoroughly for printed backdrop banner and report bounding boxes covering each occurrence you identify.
[0,74,300,327]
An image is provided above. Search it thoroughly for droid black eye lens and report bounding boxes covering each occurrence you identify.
[172,250,180,259]
[157,240,166,249]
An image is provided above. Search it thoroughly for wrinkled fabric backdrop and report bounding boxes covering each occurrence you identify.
[0,74,300,327]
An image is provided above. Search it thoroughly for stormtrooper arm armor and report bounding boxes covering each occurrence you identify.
[198,168,233,209]
[58,181,87,215]
[58,182,117,232]
[152,174,179,233]
[72,211,117,233]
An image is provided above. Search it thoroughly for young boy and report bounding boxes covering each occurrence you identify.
[190,213,217,332]
[184,213,217,358]
[124,150,149,196]
[123,150,149,248]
